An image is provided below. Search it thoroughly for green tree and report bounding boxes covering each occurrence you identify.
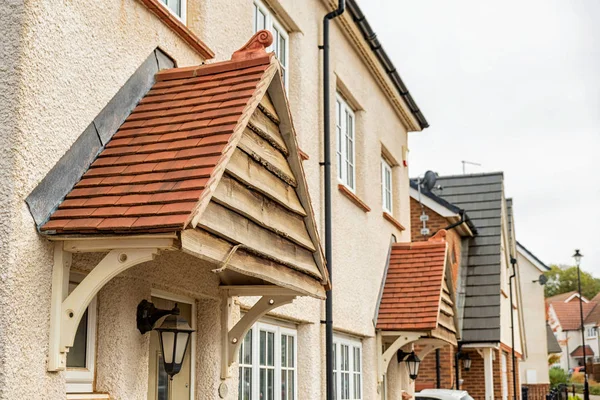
[544,264,600,299]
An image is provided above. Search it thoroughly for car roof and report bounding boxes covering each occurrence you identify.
[417,389,469,399]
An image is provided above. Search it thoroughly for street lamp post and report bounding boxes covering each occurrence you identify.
[574,249,589,400]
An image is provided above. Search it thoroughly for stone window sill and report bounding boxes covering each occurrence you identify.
[383,212,405,231]
[338,184,371,213]
[67,394,110,400]
[137,0,214,59]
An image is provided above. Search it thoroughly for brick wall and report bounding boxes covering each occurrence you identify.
[414,344,457,391]
[409,198,462,290]
[462,349,486,399]
[522,384,550,400]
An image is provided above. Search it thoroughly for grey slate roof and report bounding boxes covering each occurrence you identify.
[435,172,504,343]
[546,324,562,354]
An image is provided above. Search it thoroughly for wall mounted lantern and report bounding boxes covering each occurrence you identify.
[137,299,195,380]
[461,353,472,371]
[397,350,421,380]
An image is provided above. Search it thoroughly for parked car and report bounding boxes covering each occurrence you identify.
[416,389,475,400]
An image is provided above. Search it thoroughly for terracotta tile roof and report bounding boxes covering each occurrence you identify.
[571,345,595,358]
[546,291,580,303]
[376,232,449,331]
[41,31,276,234]
[550,301,596,331]
[585,304,600,326]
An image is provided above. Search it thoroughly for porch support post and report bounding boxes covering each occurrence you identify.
[48,246,160,371]
[48,243,72,371]
[220,294,296,379]
[481,348,495,400]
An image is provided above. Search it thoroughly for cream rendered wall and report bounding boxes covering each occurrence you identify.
[0,0,206,397]
[1,0,416,399]
[500,203,524,356]
[517,251,550,385]
[195,0,414,399]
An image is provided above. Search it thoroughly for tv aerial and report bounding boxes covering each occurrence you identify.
[416,171,440,237]
[461,160,482,175]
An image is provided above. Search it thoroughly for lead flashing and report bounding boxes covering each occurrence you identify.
[26,48,175,228]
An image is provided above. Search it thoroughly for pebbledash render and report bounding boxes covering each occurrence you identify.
[1,0,492,399]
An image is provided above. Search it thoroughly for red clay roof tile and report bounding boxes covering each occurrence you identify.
[40,31,275,235]
[376,236,449,331]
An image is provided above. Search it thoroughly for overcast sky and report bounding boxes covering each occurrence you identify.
[358,0,600,275]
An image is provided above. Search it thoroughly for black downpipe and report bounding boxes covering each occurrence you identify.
[509,257,518,400]
[455,344,461,390]
[320,2,345,400]
[435,349,441,388]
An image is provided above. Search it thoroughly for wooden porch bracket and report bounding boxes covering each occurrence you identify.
[377,331,421,384]
[220,290,296,379]
[415,338,448,360]
[48,239,174,371]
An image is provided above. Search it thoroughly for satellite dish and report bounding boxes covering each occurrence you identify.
[537,274,548,286]
[421,171,438,191]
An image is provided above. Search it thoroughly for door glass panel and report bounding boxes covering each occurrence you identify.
[66,309,88,368]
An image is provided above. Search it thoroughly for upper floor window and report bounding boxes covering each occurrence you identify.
[160,0,186,22]
[336,94,356,192]
[253,0,289,87]
[381,158,393,213]
[239,322,297,400]
[587,327,597,338]
[333,335,362,400]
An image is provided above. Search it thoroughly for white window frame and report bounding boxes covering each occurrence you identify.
[381,158,393,214]
[333,335,363,400]
[587,326,597,338]
[336,94,356,192]
[253,0,290,89]
[239,321,298,400]
[66,274,97,394]
[157,0,187,24]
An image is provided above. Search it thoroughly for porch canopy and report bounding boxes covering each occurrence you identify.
[376,231,458,382]
[29,31,328,375]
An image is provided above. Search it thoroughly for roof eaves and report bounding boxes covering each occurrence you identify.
[345,0,428,130]
[516,241,550,271]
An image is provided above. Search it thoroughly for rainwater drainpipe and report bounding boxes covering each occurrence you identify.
[319,2,345,400]
[509,257,518,400]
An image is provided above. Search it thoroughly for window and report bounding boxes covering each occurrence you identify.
[336,95,356,191]
[587,327,597,338]
[333,336,362,400]
[253,0,289,86]
[159,0,186,22]
[66,275,97,393]
[238,322,297,400]
[381,158,393,213]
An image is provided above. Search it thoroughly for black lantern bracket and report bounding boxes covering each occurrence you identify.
[137,299,180,334]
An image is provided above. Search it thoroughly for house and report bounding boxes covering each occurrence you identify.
[407,179,476,391]
[0,0,443,399]
[547,293,596,371]
[420,173,527,400]
[517,242,556,399]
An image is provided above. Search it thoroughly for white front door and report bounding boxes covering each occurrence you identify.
[147,294,195,400]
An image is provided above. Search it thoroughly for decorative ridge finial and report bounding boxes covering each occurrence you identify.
[429,229,447,242]
[231,30,273,61]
